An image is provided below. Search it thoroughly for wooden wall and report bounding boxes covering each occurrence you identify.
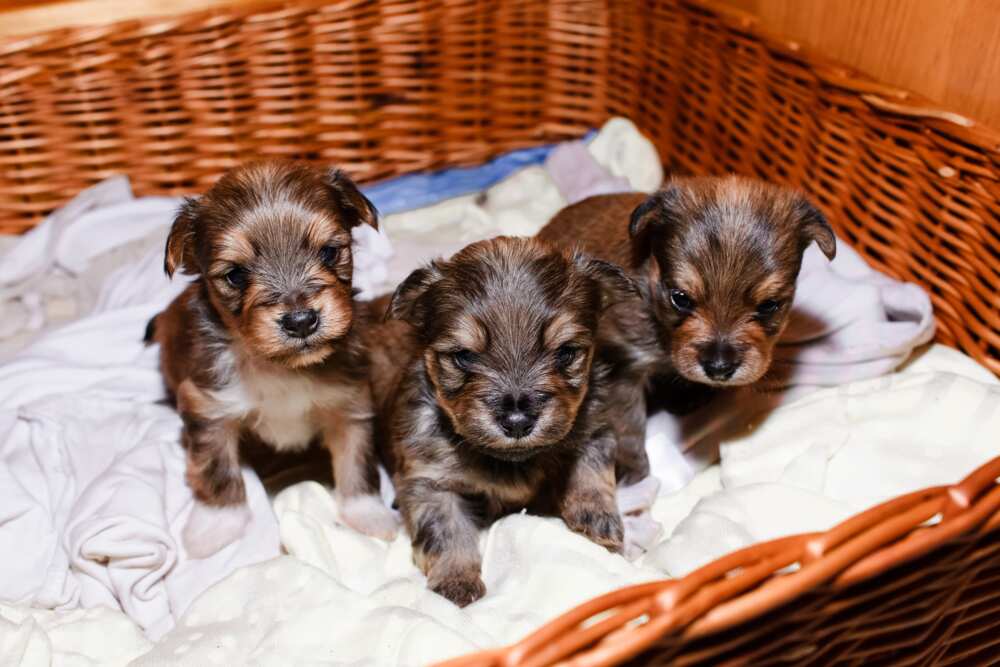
[719,0,1000,128]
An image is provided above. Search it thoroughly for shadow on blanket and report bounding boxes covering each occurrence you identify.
[240,434,336,495]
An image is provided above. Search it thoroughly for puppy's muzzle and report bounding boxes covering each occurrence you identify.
[698,340,741,381]
[495,393,541,439]
[281,309,319,338]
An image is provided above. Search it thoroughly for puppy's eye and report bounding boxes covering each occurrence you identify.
[669,289,694,313]
[224,266,249,290]
[555,345,579,368]
[450,349,478,371]
[319,245,340,266]
[756,299,782,317]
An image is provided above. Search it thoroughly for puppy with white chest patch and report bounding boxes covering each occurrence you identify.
[369,236,639,607]
[538,176,837,480]
[147,161,397,557]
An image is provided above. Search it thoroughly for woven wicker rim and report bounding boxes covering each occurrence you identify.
[439,456,1000,667]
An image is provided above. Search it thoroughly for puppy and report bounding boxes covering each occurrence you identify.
[370,237,637,606]
[148,161,397,558]
[538,176,836,477]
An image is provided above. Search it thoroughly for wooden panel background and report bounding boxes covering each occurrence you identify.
[719,0,1000,128]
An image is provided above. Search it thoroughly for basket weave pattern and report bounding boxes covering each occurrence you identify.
[1,1,999,664]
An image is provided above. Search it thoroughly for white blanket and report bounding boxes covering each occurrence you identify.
[3,344,995,667]
[0,211,281,641]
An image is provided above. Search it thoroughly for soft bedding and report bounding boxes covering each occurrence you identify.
[1,119,997,666]
[3,345,996,666]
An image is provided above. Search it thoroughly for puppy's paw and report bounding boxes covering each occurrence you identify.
[429,573,487,607]
[182,501,251,559]
[563,502,625,555]
[338,493,400,541]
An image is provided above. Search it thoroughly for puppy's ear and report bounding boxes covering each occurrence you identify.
[628,186,682,266]
[386,261,445,328]
[326,168,379,230]
[164,198,199,277]
[793,196,836,261]
[575,254,640,311]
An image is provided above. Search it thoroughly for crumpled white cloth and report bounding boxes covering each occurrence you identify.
[644,237,937,492]
[646,344,1000,577]
[10,345,994,667]
[133,484,667,667]
[771,239,935,387]
[0,234,281,640]
[0,602,152,666]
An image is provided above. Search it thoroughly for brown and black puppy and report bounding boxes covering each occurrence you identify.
[370,237,637,606]
[538,176,836,478]
[148,161,397,558]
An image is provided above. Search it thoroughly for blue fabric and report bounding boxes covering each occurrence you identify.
[360,130,596,216]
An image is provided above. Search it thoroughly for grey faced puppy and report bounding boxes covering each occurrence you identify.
[370,236,638,607]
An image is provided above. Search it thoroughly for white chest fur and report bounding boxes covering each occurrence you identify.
[208,354,358,452]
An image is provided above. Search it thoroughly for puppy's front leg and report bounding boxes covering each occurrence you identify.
[398,477,485,607]
[610,378,651,485]
[560,431,624,554]
[176,379,251,559]
[322,409,399,540]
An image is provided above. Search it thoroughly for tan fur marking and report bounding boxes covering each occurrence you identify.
[444,314,488,352]
[215,227,254,265]
[543,311,588,349]
[751,273,791,302]
[672,260,704,297]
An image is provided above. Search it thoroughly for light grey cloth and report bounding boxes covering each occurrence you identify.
[545,140,632,203]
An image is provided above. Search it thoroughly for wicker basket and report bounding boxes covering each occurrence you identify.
[1,1,998,664]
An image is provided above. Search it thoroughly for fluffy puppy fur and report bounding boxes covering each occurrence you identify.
[369,237,638,606]
[537,176,836,477]
[148,161,397,557]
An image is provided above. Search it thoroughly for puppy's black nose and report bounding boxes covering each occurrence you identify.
[699,342,740,381]
[281,309,319,338]
[496,394,538,439]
